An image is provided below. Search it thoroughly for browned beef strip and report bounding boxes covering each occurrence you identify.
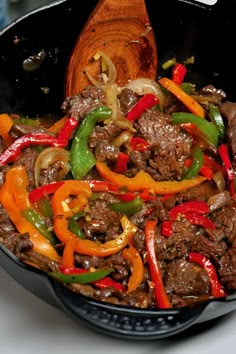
[164,259,210,297]
[133,110,193,180]
[82,199,122,240]
[220,101,236,156]
[61,86,105,121]
[15,147,38,189]
[9,124,51,138]
[0,206,16,235]
[20,250,60,272]
[211,204,236,244]
[191,234,227,264]
[218,239,236,292]
[38,161,67,186]
[94,141,119,162]
[118,88,139,115]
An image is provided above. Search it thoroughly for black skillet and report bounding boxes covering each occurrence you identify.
[0,0,236,340]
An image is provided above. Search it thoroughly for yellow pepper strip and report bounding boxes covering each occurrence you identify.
[0,166,61,262]
[74,215,138,257]
[96,162,206,195]
[51,180,92,245]
[158,77,205,118]
[47,115,68,134]
[122,245,144,294]
[0,114,14,147]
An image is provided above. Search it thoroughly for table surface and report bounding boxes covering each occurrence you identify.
[2,0,233,353]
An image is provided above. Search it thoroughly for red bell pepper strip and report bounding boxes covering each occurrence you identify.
[126,94,160,121]
[144,220,172,308]
[84,180,119,193]
[203,155,226,176]
[188,252,226,298]
[184,213,215,229]
[161,220,173,237]
[130,137,150,152]
[218,143,235,198]
[0,117,78,166]
[28,181,65,203]
[59,265,126,291]
[113,152,129,174]
[169,201,210,219]
[172,63,187,85]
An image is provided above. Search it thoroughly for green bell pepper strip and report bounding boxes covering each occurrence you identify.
[182,147,204,180]
[171,112,219,147]
[70,107,112,180]
[68,211,86,239]
[49,268,114,284]
[22,208,57,245]
[37,197,53,218]
[209,105,225,141]
[109,196,144,216]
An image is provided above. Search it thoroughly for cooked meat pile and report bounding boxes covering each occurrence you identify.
[0,81,236,310]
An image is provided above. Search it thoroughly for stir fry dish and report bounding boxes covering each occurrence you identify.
[0,54,236,309]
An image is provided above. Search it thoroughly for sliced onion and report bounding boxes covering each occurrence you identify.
[34,147,70,187]
[126,78,166,109]
[85,50,117,87]
[111,130,133,148]
[213,171,226,192]
[104,83,119,120]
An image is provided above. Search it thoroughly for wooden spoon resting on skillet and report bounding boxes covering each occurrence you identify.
[65,0,158,96]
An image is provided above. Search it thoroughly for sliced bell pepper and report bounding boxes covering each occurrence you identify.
[70,106,112,180]
[172,63,187,85]
[96,161,206,195]
[182,147,204,180]
[122,245,144,294]
[0,113,14,147]
[130,137,150,152]
[49,268,114,284]
[158,77,205,118]
[68,211,86,240]
[172,112,219,147]
[109,196,144,216]
[218,143,235,198]
[169,200,210,219]
[188,252,226,298]
[126,94,160,121]
[73,215,138,257]
[185,213,215,229]
[184,158,214,180]
[28,181,65,203]
[59,265,125,291]
[0,166,61,262]
[0,117,78,166]
[21,208,56,245]
[51,180,92,245]
[62,236,77,268]
[209,105,225,141]
[144,220,171,308]
[113,152,129,174]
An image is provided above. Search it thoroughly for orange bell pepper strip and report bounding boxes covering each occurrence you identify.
[51,181,138,257]
[62,236,76,268]
[96,162,206,195]
[122,245,144,294]
[158,77,205,118]
[51,180,92,245]
[0,166,61,262]
[74,215,138,257]
[0,114,14,147]
[47,115,68,134]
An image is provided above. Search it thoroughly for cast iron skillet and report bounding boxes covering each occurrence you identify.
[0,0,236,340]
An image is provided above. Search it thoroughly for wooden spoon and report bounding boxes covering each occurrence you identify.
[65,0,158,96]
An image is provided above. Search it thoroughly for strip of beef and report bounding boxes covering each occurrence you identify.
[164,259,210,297]
[220,101,236,157]
[15,147,38,189]
[133,110,193,181]
[118,88,139,115]
[210,204,236,244]
[38,161,67,186]
[218,240,236,293]
[9,124,51,139]
[61,86,105,121]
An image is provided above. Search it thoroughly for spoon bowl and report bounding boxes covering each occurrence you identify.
[65,0,158,96]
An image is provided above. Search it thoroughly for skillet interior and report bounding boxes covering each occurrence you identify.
[0,0,236,340]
